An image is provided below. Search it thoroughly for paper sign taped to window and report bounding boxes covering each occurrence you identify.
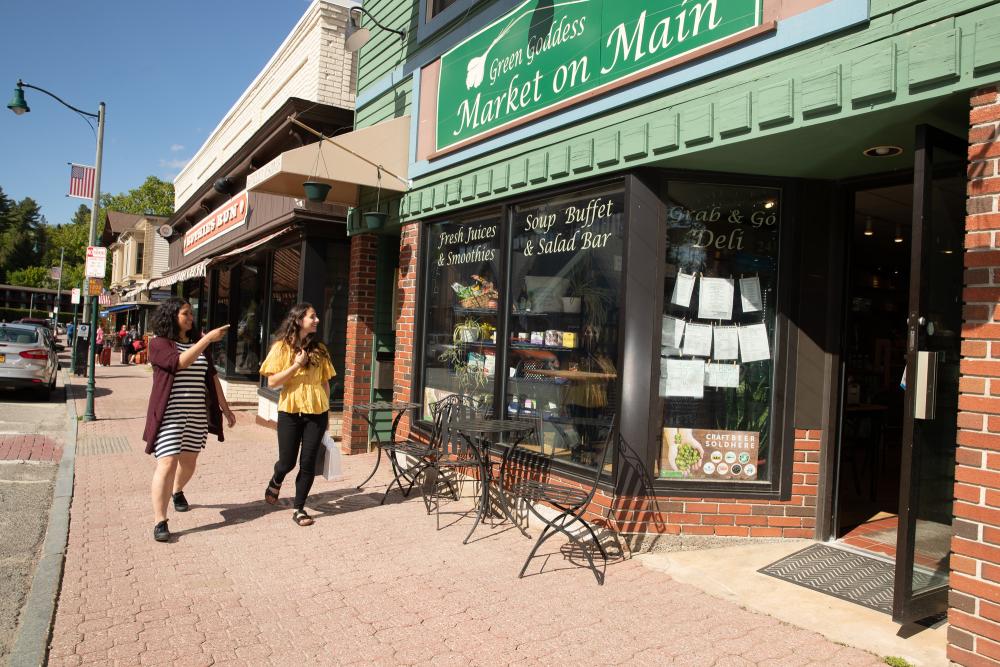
[698,277,735,320]
[738,323,771,362]
[671,271,695,308]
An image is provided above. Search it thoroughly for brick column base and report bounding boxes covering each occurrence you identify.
[948,85,1000,667]
[341,234,378,455]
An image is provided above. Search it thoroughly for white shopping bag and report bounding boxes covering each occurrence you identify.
[314,432,344,481]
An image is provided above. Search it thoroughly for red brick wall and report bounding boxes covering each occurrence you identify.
[341,233,378,455]
[950,85,1000,667]
[586,429,819,536]
[393,223,420,440]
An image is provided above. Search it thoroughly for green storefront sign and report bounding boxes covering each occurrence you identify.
[436,0,762,153]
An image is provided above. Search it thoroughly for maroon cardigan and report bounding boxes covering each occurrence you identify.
[142,336,225,454]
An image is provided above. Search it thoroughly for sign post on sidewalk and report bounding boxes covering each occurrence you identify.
[84,247,106,421]
[70,286,81,374]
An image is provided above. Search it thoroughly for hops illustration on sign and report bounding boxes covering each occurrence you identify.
[464,0,590,90]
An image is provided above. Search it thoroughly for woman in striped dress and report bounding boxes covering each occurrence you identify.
[143,298,235,543]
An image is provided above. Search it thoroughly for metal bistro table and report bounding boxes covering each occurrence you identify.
[448,417,535,544]
[352,400,421,503]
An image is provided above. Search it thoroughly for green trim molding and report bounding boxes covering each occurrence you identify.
[396,0,1000,221]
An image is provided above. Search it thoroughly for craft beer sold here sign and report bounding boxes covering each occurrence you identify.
[436,0,761,153]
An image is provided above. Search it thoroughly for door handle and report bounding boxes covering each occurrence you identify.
[913,350,938,420]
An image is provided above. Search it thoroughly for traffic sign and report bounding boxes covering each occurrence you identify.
[85,246,107,278]
[87,278,103,296]
[71,288,81,305]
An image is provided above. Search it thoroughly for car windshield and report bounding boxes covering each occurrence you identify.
[0,326,41,344]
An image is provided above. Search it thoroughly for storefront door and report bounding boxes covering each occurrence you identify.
[892,125,966,622]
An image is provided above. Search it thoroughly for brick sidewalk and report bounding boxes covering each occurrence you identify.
[0,434,61,462]
[48,360,883,666]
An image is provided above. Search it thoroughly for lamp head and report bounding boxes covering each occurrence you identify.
[345,11,372,52]
[7,83,29,115]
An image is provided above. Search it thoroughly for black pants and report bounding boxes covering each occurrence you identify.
[273,411,328,510]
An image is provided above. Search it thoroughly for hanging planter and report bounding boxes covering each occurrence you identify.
[364,211,388,230]
[302,138,332,202]
[302,181,331,202]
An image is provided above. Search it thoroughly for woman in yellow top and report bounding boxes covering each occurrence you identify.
[259,302,335,526]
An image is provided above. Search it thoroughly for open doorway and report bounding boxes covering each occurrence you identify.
[834,183,912,553]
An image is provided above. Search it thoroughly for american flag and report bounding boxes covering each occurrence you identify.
[98,291,112,306]
[68,164,96,199]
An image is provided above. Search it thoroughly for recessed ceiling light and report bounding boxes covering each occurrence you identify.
[863,145,903,157]
[763,199,776,209]
[894,224,904,243]
[864,216,874,237]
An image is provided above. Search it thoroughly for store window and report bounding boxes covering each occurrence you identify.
[658,182,781,487]
[268,245,301,346]
[213,269,231,373]
[420,213,501,417]
[321,242,350,403]
[234,260,264,375]
[507,186,624,470]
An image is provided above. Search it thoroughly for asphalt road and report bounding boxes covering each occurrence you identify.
[0,361,68,664]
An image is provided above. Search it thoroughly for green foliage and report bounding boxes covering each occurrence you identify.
[7,266,55,288]
[0,307,74,323]
[883,657,912,667]
[100,175,174,217]
[0,195,45,282]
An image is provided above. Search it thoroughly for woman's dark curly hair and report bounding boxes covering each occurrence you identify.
[151,297,197,341]
[274,302,327,368]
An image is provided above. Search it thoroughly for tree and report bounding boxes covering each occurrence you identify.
[0,196,45,283]
[101,176,174,217]
[42,204,91,267]
[6,266,54,289]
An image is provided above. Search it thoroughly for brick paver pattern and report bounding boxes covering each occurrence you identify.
[0,434,61,462]
[48,361,883,666]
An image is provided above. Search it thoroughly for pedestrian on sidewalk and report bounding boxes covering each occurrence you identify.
[143,297,236,542]
[259,302,335,527]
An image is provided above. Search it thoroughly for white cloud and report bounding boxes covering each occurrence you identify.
[169,143,184,152]
[160,158,189,170]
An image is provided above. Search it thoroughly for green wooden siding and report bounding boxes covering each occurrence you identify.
[354,0,1000,222]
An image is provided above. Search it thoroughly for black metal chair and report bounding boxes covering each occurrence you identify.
[419,394,492,528]
[501,415,617,584]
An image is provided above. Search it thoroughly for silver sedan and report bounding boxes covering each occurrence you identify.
[0,324,59,399]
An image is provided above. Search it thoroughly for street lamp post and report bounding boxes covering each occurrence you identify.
[9,80,105,421]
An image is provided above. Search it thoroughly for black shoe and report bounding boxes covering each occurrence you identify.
[153,520,170,542]
[172,491,189,512]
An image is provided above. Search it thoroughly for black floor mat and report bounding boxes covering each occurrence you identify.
[758,543,940,615]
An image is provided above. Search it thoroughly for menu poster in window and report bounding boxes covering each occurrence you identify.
[698,277,735,321]
[681,323,712,357]
[659,428,759,480]
[739,276,763,313]
[671,271,695,308]
[661,315,685,350]
[662,359,705,398]
[705,363,739,388]
[738,323,771,362]
[713,326,739,361]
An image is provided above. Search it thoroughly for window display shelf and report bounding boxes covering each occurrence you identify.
[511,310,582,319]
[453,306,498,317]
[509,343,577,352]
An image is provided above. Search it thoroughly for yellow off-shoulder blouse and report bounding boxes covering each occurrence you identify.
[259,341,335,414]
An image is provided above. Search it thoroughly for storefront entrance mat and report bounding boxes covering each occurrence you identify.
[757,543,936,615]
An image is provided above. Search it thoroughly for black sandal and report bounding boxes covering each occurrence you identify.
[265,480,281,505]
[292,509,314,526]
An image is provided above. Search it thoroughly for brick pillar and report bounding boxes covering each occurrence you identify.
[394,222,420,441]
[341,233,378,455]
[949,85,1000,667]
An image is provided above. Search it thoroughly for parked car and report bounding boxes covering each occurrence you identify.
[15,320,64,352]
[16,317,53,330]
[0,323,59,399]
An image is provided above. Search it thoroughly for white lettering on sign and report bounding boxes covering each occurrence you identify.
[183,191,250,256]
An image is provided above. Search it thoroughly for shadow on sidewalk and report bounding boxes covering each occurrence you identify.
[173,485,411,539]
[65,383,112,399]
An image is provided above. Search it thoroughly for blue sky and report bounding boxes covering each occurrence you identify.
[1,1,316,228]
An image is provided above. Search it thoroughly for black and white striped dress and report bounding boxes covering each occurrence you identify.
[153,340,209,459]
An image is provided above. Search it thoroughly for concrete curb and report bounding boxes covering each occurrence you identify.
[9,370,77,667]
